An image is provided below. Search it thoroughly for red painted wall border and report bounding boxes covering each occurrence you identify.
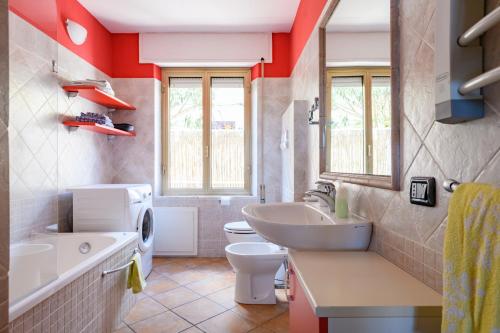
[9,0,325,81]
[251,0,327,80]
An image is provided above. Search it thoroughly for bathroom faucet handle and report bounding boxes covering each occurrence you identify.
[315,181,336,196]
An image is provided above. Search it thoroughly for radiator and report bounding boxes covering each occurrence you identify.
[153,207,198,256]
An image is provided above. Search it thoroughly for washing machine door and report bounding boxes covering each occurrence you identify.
[137,207,154,253]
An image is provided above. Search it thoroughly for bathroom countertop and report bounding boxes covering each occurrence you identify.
[288,251,442,318]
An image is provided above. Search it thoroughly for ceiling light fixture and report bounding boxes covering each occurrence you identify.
[66,19,87,45]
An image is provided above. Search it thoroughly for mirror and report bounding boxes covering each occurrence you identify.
[319,0,400,190]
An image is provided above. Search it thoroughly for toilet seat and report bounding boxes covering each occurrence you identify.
[224,221,256,234]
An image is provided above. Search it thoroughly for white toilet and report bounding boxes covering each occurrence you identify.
[225,242,287,304]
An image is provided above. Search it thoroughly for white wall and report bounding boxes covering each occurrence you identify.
[140,33,273,67]
[326,32,390,66]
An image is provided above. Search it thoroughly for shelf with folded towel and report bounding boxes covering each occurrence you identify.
[62,85,136,110]
[63,121,136,137]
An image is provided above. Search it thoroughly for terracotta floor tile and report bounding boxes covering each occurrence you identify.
[196,262,232,274]
[261,312,289,333]
[197,310,257,333]
[232,302,288,326]
[112,325,134,333]
[169,270,212,285]
[180,327,204,333]
[143,277,180,296]
[147,271,165,281]
[169,257,211,267]
[153,287,201,309]
[124,298,167,324]
[185,275,234,296]
[125,258,289,333]
[130,311,192,333]
[247,327,274,333]
[152,257,170,266]
[172,298,227,324]
[136,292,149,301]
[154,263,191,276]
[206,287,237,309]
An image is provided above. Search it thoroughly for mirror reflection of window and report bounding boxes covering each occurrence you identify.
[327,69,391,176]
[371,76,391,176]
[330,76,365,174]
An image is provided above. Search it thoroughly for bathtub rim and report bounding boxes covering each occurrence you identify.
[9,231,138,322]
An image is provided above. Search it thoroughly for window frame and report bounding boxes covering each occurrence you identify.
[325,67,391,175]
[161,68,252,196]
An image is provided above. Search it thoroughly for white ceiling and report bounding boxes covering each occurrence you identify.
[78,0,301,33]
[327,0,390,32]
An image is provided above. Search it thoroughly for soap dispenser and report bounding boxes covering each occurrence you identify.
[335,181,348,218]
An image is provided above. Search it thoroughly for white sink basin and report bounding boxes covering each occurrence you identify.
[242,202,372,251]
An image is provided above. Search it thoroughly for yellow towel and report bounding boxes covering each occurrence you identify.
[442,183,499,333]
[127,253,147,294]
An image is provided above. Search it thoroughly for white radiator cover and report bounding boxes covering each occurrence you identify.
[154,207,198,256]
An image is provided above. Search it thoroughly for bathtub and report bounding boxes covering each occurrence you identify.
[9,232,138,321]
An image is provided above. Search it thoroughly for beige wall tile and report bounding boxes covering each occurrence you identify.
[0,0,9,329]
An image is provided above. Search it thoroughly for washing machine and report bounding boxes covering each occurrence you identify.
[70,184,154,276]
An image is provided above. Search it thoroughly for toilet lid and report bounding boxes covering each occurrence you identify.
[224,221,255,233]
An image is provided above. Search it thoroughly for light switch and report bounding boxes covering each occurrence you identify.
[409,177,436,207]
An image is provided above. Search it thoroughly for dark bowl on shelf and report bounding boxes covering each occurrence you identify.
[114,123,134,132]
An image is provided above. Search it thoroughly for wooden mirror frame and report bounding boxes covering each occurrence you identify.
[318,0,401,191]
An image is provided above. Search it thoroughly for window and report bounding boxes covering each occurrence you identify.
[326,68,391,176]
[162,69,251,195]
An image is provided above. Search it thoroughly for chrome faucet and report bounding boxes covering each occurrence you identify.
[305,181,336,212]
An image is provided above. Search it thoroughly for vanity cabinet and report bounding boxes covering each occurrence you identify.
[288,264,328,333]
[287,254,442,333]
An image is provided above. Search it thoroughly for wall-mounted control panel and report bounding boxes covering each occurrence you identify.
[435,0,484,123]
[410,177,436,207]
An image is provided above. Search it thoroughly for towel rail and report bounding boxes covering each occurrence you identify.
[459,66,500,95]
[443,179,461,193]
[458,6,500,46]
[102,248,139,277]
[457,6,500,95]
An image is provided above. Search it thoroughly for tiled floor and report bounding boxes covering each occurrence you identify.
[114,257,289,333]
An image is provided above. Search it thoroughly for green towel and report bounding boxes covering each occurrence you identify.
[127,253,147,294]
[442,183,500,333]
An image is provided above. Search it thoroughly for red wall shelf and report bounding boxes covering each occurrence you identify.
[63,121,136,137]
[62,85,136,110]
